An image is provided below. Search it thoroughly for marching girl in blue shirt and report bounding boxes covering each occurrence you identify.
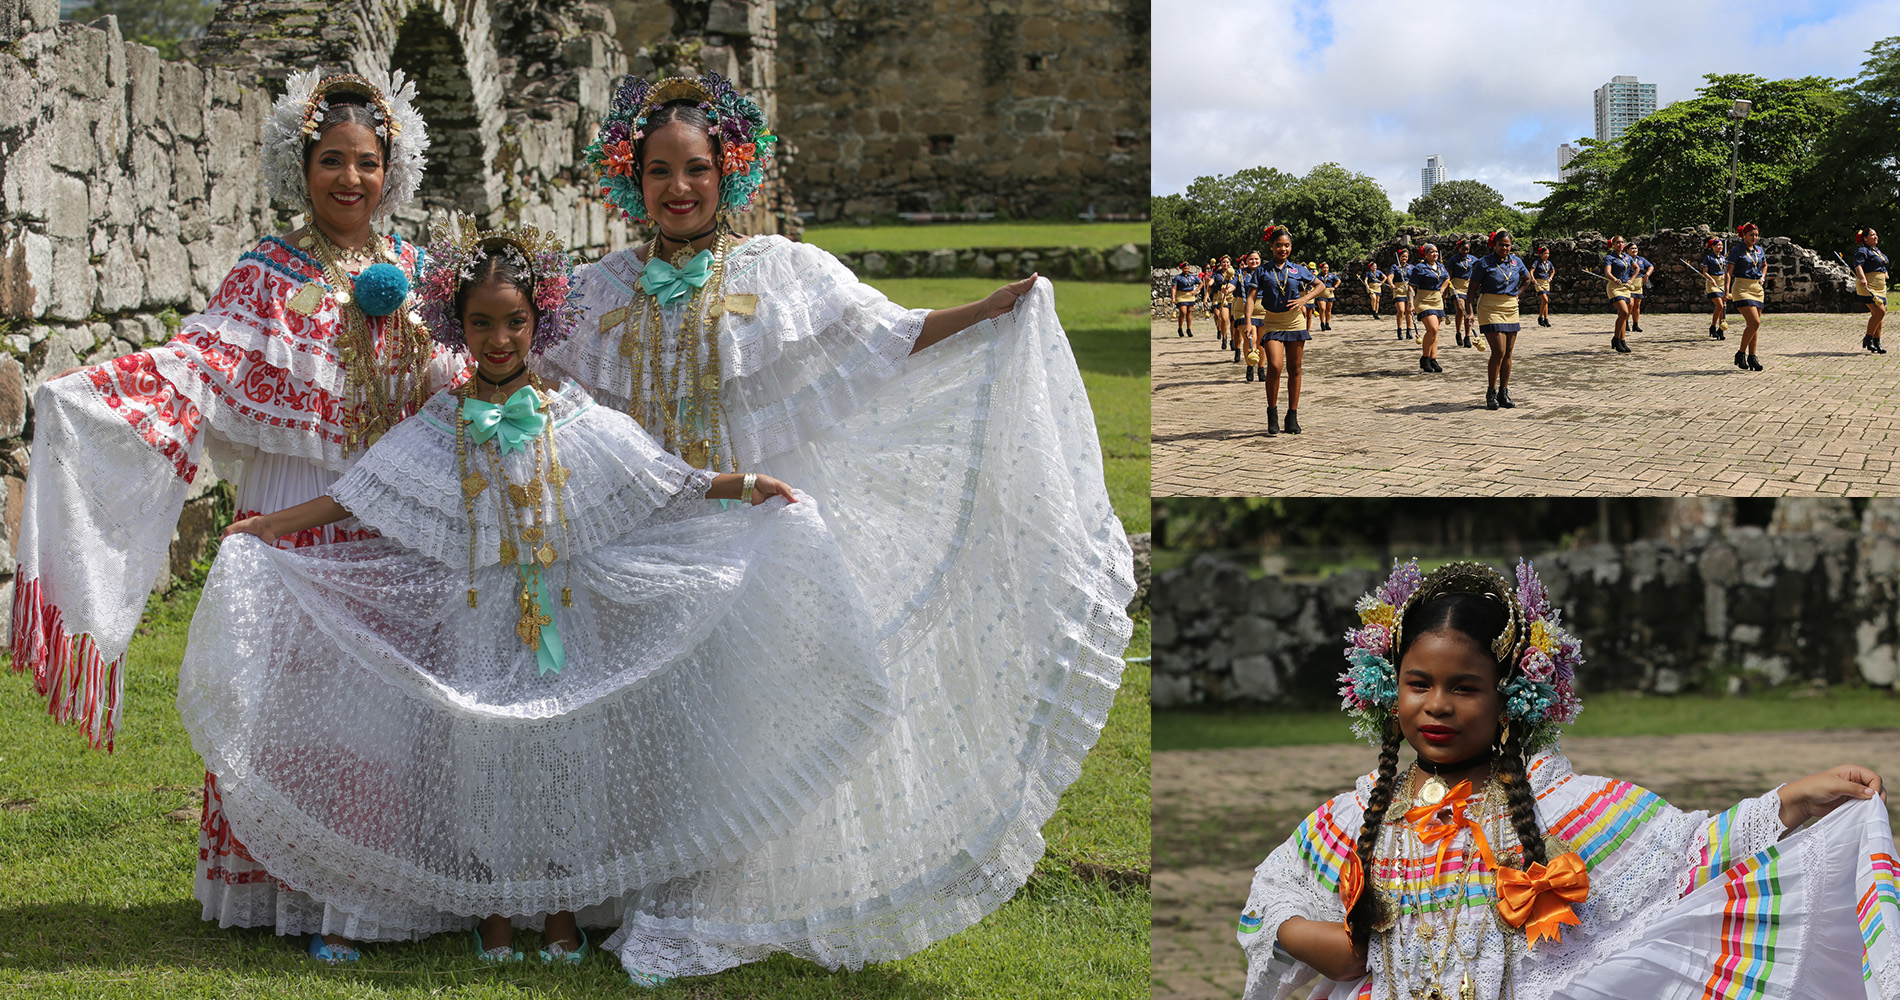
[1700,236,1729,341]
[1446,240,1476,346]
[1385,248,1414,340]
[1471,230,1530,410]
[1171,261,1200,338]
[1238,251,1262,378]
[1363,259,1384,321]
[1727,222,1767,371]
[1528,245,1554,327]
[1249,225,1327,436]
[1627,245,1653,333]
[1601,235,1638,353]
[1407,244,1451,374]
[1315,262,1340,332]
[1853,227,1887,353]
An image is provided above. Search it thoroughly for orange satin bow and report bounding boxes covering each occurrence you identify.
[1403,780,1495,876]
[1338,850,1365,938]
[1495,852,1589,946]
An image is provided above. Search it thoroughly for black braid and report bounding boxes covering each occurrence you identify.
[1347,724,1403,947]
[1497,724,1546,868]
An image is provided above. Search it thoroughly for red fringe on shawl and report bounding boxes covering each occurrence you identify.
[9,575,122,752]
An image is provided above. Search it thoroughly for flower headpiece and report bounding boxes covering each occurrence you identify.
[263,69,428,223]
[585,73,776,224]
[1339,559,1583,752]
[418,216,578,355]
[1737,222,1759,235]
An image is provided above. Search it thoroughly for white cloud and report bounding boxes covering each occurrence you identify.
[1153,0,1900,210]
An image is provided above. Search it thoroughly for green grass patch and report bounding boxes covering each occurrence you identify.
[803,223,1148,254]
[1153,685,1900,753]
[865,278,1149,535]
[0,583,1149,998]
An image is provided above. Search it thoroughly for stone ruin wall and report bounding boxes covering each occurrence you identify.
[1152,228,1864,318]
[1152,498,1900,710]
[773,0,1149,222]
[0,0,781,598]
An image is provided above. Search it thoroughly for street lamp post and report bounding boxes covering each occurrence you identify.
[1726,98,1753,233]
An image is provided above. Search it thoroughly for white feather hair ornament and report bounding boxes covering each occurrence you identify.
[262,68,430,223]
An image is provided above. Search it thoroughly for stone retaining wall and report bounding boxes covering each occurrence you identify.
[1153,499,1900,708]
[1153,228,1862,318]
[838,242,1148,281]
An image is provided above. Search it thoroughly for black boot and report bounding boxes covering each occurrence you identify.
[1631,320,1642,332]
[1419,356,1430,373]
[1234,347,1243,364]
[1735,350,1747,369]
[1396,328,1404,340]
[1497,387,1515,408]
[1266,408,1279,435]
[1486,388,1498,410]
[1246,365,1255,382]
[1716,326,1727,340]
[1865,334,1875,352]
[1284,409,1301,434]
[1711,324,1720,339]
[1878,339,1889,354]
[1748,354,1763,371]
[1429,357,1443,373]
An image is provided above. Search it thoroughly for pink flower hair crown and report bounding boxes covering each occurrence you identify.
[417,216,578,355]
[585,72,776,225]
[1338,559,1583,750]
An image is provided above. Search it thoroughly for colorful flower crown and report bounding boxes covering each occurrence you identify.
[417,216,578,355]
[263,69,428,224]
[1339,559,1583,752]
[585,73,777,224]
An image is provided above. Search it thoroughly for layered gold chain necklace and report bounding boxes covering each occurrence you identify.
[610,232,736,472]
[301,225,435,452]
[1376,770,1513,1000]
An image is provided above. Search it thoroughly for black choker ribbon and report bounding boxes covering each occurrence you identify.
[477,363,528,387]
[656,222,722,249]
[1415,747,1495,774]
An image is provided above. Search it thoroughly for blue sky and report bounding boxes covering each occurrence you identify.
[1153,0,1900,211]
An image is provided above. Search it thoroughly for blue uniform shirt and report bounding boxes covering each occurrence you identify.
[1530,258,1554,280]
[1855,245,1889,274]
[1446,254,1474,281]
[1728,243,1765,280]
[1472,253,1529,295]
[1604,252,1636,282]
[1703,252,1727,278]
[1634,255,1652,278]
[1320,273,1341,291]
[1406,262,1449,291]
[1364,265,1384,285]
[1171,273,1199,294]
[1251,261,1316,311]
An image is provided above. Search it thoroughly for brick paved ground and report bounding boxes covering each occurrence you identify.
[1153,308,1897,495]
[1150,730,1900,1000]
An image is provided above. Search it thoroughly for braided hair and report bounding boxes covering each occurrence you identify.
[1346,590,1546,944]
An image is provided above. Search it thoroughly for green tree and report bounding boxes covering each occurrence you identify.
[1408,179,1502,231]
[1150,194,1192,268]
[70,0,217,58]
[1528,137,1624,237]
[1782,36,1900,250]
[1268,163,1397,266]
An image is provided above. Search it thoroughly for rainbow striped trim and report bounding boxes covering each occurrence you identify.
[1294,799,1357,892]
[1702,845,1784,1000]
[1549,780,1664,870]
[1862,852,1899,982]
[1238,909,1264,935]
[1373,848,1498,915]
[1688,802,1758,895]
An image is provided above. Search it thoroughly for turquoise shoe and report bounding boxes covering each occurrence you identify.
[538,926,589,965]
[628,967,674,988]
[472,925,523,964]
[307,934,360,964]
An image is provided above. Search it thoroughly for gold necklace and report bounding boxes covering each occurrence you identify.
[1382,773,1496,1000]
[612,232,735,471]
[452,378,574,652]
[302,225,433,452]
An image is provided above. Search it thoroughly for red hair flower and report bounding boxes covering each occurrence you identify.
[603,139,637,178]
[722,141,759,176]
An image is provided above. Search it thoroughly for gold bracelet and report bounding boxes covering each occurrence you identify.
[741,472,757,504]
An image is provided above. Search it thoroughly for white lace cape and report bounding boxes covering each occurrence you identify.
[1240,753,1900,1000]
[177,382,899,921]
[543,241,1137,976]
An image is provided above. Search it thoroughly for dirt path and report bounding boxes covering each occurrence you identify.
[1151,729,1900,1000]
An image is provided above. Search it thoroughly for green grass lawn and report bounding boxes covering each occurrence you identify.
[802,223,1148,254]
[1154,685,1900,753]
[0,573,1151,997]
[865,278,1149,535]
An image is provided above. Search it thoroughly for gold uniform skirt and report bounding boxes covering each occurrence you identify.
[1861,272,1889,308]
[1532,278,1551,294]
[1260,307,1306,333]
[1450,277,1471,298]
[1413,287,1445,313]
[1475,292,1521,330]
[1731,277,1766,308]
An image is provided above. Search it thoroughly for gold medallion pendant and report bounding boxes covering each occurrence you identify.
[1417,774,1449,806]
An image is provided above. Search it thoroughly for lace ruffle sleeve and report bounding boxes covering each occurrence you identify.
[326,383,716,565]
[1240,790,1361,1000]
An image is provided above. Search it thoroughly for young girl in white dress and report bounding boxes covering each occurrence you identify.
[1239,559,1898,1000]
[190,219,894,973]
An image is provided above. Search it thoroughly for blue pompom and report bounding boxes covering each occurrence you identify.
[352,262,410,317]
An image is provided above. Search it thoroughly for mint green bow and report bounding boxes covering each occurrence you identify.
[462,386,546,454]
[528,567,565,676]
[638,250,714,308]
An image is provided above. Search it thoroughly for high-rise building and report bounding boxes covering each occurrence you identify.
[1594,76,1657,141]
[1421,155,1446,198]
[1558,143,1578,180]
